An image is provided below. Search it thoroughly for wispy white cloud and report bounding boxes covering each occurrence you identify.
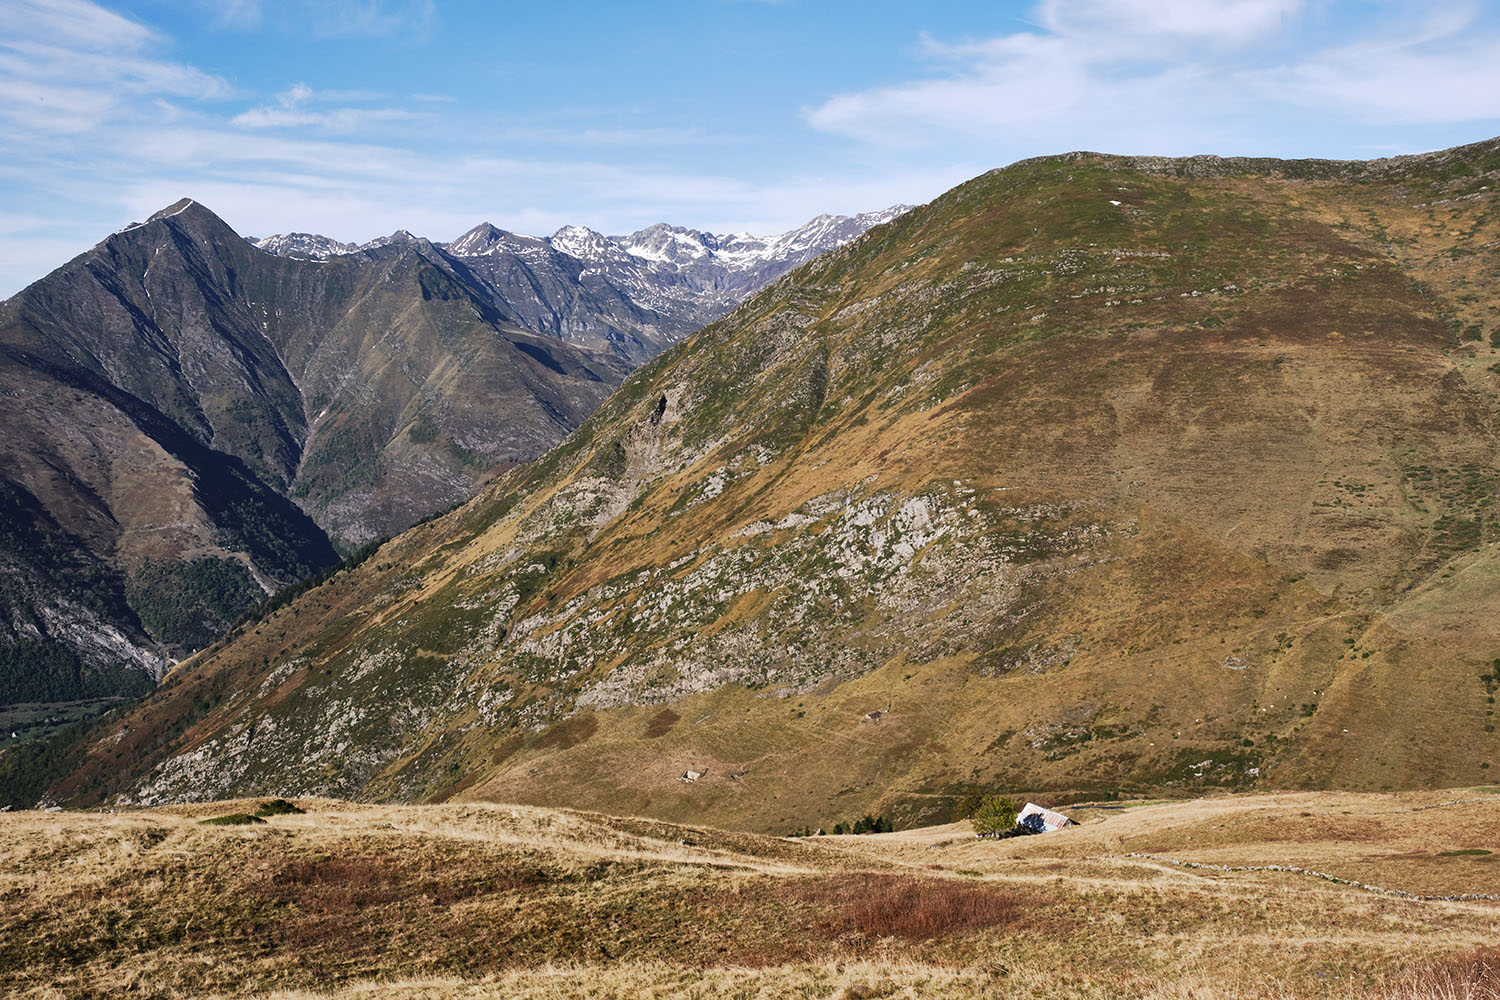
[1036,0,1304,49]
[231,83,423,132]
[4,0,158,52]
[195,0,436,38]
[807,27,1223,151]
[485,124,716,146]
[1248,6,1500,124]
[807,0,1500,153]
[0,0,228,137]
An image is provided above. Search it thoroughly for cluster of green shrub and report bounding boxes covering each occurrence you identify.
[956,791,1025,838]
[199,812,264,825]
[0,716,96,808]
[407,415,438,444]
[0,642,152,704]
[788,813,894,837]
[211,495,336,583]
[228,534,388,632]
[198,799,305,825]
[788,795,1034,839]
[126,557,262,653]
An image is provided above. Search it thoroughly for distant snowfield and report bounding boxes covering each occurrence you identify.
[251,204,915,364]
[254,205,914,280]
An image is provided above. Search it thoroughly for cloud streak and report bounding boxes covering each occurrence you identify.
[0,0,228,137]
[199,0,436,38]
[807,0,1500,153]
[1248,7,1500,125]
[231,83,424,132]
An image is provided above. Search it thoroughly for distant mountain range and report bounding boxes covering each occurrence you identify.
[253,207,911,363]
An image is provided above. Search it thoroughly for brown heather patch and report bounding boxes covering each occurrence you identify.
[534,713,598,751]
[1382,946,1500,1000]
[789,872,1019,943]
[643,708,679,738]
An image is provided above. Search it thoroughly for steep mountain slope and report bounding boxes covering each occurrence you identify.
[438,223,674,362]
[257,207,911,363]
[0,200,626,699]
[42,139,1500,829]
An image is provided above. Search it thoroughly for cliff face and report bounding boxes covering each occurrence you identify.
[0,199,627,699]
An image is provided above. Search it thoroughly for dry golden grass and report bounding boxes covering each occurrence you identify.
[5,789,1500,998]
[229,948,1500,1000]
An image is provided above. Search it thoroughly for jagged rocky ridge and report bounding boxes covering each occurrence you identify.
[37,139,1500,831]
[0,199,627,700]
[255,207,911,363]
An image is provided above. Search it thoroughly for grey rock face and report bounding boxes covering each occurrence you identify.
[250,233,357,259]
[0,199,627,702]
[257,206,914,364]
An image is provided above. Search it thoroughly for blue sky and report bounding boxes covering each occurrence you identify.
[3,0,1500,296]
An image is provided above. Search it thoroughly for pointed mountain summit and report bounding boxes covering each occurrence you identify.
[446,222,512,256]
[146,196,198,222]
[0,198,627,709]
[355,229,422,252]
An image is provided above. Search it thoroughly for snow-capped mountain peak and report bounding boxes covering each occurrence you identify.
[447,222,509,256]
[253,203,913,363]
[618,223,716,265]
[549,225,620,263]
[250,232,357,260]
[355,230,420,253]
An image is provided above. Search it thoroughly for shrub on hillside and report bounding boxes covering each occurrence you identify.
[968,794,1022,837]
[823,814,893,836]
[199,813,265,826]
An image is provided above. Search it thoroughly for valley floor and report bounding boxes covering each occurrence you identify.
[5,790,1500,998]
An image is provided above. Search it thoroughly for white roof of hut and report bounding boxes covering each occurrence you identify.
[1017,802,1074,833]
